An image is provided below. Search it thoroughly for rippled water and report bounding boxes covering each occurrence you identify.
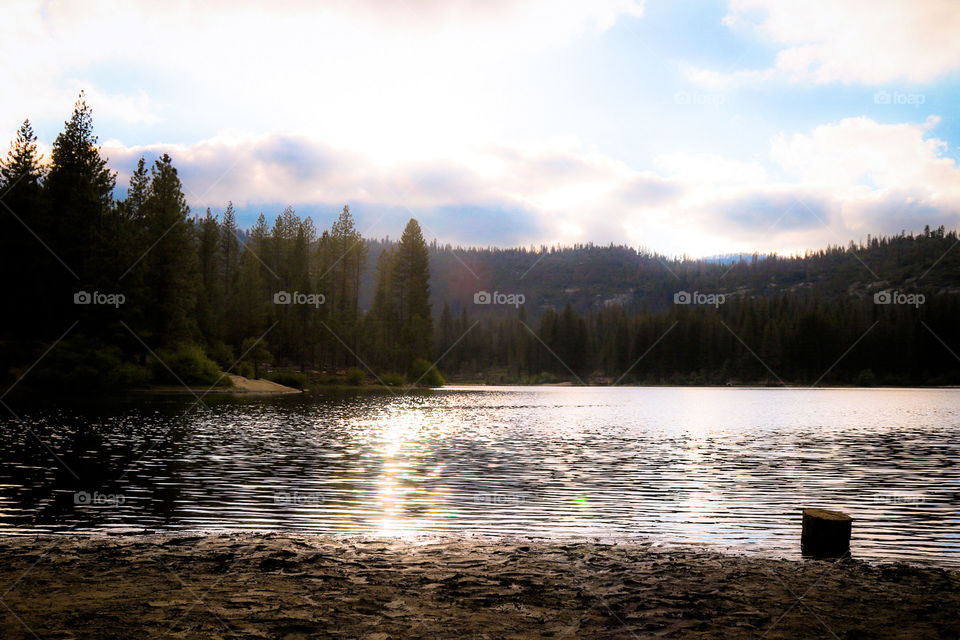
[1,387,958,565]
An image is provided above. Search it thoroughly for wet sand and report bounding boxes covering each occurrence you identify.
[0,534,957,639]
[226,375,302,394]
[141,375,302,395]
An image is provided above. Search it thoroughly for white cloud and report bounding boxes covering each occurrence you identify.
[0,0,645,155]
[655,152,767,187]
[100,115,960,256]
[76,88,163,126]
[692,0,960,85]
[770,116,955,190]
[767,116,960,237]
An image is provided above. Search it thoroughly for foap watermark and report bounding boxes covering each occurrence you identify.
[74,290,125,308]
[472,492,526,506]
[874,290,925,308]
[874,90,925,108]
[673,91,725,107]
[273,290,325,308]
[474,290,525,308]
[870,492,927,507]
[74,491,126,507]
[674,290,725,308]
[274,491,327,506]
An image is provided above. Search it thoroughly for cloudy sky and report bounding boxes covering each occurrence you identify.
[4,0,960,256]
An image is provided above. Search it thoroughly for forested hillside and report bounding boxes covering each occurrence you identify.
[404,230,960,318]
[2,96,958,389]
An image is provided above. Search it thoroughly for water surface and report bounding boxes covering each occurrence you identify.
[1,387,957,565]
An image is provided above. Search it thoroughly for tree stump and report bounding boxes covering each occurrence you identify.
[801,508,852,557]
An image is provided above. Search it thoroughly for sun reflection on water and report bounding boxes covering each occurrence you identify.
[365,403,457,536]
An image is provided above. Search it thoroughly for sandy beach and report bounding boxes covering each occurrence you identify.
[0,534,957,639]
[139,375,302,395]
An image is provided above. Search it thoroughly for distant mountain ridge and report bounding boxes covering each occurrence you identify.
[359,226,960,317]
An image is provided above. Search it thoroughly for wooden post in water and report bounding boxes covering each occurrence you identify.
[801,508,852,557]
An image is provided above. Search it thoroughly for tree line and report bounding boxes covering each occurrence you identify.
[1,95,957,390]
[0,96,437,390]
[434,292,960,386]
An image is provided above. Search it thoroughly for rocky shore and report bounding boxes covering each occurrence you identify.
[0,534,957,639]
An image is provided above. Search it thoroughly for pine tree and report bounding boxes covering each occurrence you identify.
[197,208,223,342]
[122,157,149,221]
[368,247,397,370]
[235,214,270,349]
[0,119,46,341]
[269,207,299,363]
[291,217,317,368]
[394,218,433,367]
[45,92,116,287]
[324,206,367,367]
[140,154,197,346]
[113,160,152,341]
[437,303,455,360]
[1,120,44,189]
[315,230,335,370]
[218,202,243,346]
[220,202,240,277]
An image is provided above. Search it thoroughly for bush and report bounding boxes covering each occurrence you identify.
[379,372,405,387]
[150,344,228,387]
[529,371,561,385]
[267,371,307,389]
[345,368,366,386]
[855,368,877,387]
[240,336,273,378]
[408,359,445,387]
[237,362,255,379]
[206,341,235,369]
[28,336,150,391]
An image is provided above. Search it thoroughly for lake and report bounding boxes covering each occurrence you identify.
[1,387,958,566]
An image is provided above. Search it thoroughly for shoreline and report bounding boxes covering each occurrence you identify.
[5,382,958,398]
[137,374,303,395]
[1,533,957,639]
[440,382,960,390]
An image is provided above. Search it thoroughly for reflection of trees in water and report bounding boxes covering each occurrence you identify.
[0,399,192,531]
